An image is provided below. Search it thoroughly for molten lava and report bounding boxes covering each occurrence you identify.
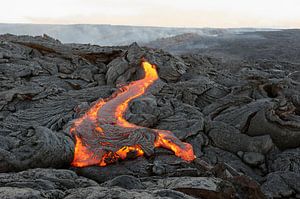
[70,60,195,167]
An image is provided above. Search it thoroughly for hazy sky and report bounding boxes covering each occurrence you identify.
[1,0,300,28]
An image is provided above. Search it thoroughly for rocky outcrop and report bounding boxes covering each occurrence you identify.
[0,126,74,172]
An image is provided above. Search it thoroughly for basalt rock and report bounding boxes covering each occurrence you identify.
[267,148,300,173]
[242,152,265,166]
[104,42,190,86]
[142,176,236,199]
[247,100,300,149]
[207,121,274,154]
[0,126,74,172]
[261,171,300,198]
[1,34,300,198]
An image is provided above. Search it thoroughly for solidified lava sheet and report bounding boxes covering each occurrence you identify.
[70,60,195,167]
[2,33,300,198]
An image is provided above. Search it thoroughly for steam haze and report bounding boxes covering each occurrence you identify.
[1,0,300,28]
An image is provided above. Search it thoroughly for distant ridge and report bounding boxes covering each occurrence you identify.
[0,23,276,46]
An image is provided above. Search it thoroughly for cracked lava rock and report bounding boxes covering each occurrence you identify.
[2,33,300,198]
[70,60,195,167]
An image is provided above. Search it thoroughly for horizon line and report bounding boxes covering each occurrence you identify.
[1,22,299,30]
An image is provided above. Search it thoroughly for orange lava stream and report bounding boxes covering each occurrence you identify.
[70,61,195,167]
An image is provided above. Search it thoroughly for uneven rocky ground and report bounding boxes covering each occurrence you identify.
[146,30,300,64]
[0,34,300,199]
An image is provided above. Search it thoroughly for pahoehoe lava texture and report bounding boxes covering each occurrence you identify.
[0,33,300,198]
[70,60,195,167]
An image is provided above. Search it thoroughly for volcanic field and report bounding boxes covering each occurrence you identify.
[0,33,300,198]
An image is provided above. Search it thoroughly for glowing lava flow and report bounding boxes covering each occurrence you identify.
[70,60,195,167]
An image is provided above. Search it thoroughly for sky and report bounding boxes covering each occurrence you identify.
[1,0,300,28]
